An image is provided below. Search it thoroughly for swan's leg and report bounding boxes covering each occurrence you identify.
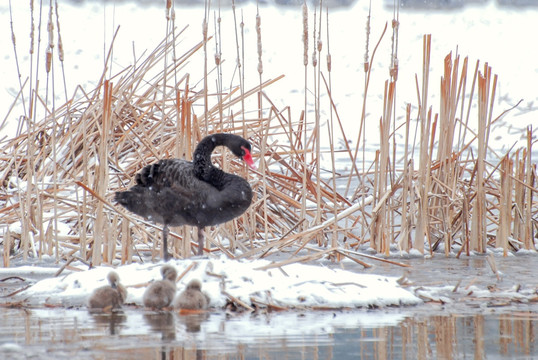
[163,225,170,261]
[197,227,205,256]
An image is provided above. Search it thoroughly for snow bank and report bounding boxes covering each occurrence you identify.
[11,256,421,309]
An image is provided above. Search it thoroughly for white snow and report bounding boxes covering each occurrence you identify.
[8,256,421,309]
[4,253,536,316]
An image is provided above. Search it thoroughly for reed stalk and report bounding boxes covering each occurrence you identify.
[414,34,432,254]
[313,3,323,236]
[1,4,535,267]
[496,155,512,255]
[8,0,28,117]
[399,104,412,252]
[203,0,210,132]
[377,80,395,255]
[471,64,496,253]
[512,149,525,244]
[524,126,535,250]
[301,1,309,231]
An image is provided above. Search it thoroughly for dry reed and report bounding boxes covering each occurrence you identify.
[1,2,536,269]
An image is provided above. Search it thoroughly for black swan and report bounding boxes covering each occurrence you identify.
[174,279,210,311]
[115,133,255,260]
[88,271,127,310]
[143,264,177,309]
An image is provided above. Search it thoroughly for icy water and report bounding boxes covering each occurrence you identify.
[1,256,536,359]
[0,307,536,359]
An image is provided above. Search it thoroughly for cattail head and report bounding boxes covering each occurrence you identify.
[30,23,35,54]
[165,0,172,19]
[30,0,34,54]
[202,19,208,40]
[364,14,371,73]
[55,1,64,62]
[46,49,52,73]
[256,14,263,75]
[390,59,398,81]
[311,13,317,68]
[46,5,54,73]
[58,36,64,62]
[302,2,308,67]
[47,7,54,50]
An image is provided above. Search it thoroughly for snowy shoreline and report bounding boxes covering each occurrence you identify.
[5,256,421,309]
[2,249,537,313]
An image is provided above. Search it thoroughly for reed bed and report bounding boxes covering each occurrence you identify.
[0,2,536,268]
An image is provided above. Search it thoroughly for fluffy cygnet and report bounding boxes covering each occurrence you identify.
[87,271,127,310]
[143,265,177,309]
[174,279,210,310]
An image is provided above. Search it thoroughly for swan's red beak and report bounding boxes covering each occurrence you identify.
[242,147,256,170]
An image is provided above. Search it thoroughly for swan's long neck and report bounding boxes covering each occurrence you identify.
[193,134,227,186]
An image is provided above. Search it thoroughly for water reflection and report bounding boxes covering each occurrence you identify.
[143,311,176,340]
[90,311,127,336]
[0,307,535,359]
[177,313,210,333]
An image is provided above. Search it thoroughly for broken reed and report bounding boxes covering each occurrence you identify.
[1,5,537,267]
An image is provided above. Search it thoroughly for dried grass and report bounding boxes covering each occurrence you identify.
[1,2,536,268]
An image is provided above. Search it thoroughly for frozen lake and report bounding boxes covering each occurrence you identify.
[1,254,537,359]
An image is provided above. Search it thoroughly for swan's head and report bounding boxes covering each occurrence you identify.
[161,264,178,282]
[107,271,121,288]
[240,145,256,170]
[214,133,256,170]
[186,279,203,291]
[230,136,256,170]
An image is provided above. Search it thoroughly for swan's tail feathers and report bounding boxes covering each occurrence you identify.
[114,189,151,218]
[135,162,160,186]
[114,190,135,209]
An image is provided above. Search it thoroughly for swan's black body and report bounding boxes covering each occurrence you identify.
[115,134,255,260]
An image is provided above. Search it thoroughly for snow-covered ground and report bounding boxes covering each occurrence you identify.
[3,249,537,312]
[8,256,421,308]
